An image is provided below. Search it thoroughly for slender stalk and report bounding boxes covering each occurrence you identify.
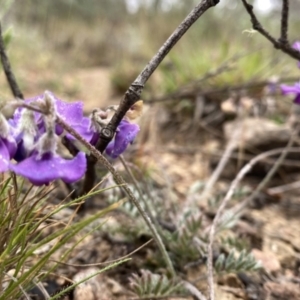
[119,155,166,239]
[182,280,207,300]
[56,116,176,278]
[206,146,300,299]
[232,128,298,214]
[198,126,241,203]
[119,155,155,218]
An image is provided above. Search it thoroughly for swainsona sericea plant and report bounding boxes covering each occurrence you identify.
[0,91,140,186]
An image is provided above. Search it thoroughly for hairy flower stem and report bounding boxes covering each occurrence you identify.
[119,155,155,217]
[119,155,167,241]
[56,116,176,278]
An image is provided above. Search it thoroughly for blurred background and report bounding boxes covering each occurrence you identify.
[0,0,300,109]
[2,0,300,181]
[1,0,300,180]
[1,2,300,298]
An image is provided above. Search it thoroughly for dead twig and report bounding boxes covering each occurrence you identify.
[82,0,220,195]
[49,239,153,268]
[240,0,300,60]
[279,0,289,45]
[3,272,31,300]
[198,124,242,203]
[267,180,300,195]
[0,22,23,99]
[232,127,299,214]
[32,279,50,300]
[206,146,300,300]
[160,145,300,167]
[182,280,207,300]
[96,0,220,153]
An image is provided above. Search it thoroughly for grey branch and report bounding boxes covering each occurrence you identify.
[279,0,289,45]
[0,22,23,99]
[97,0,220,153]
[241,0,300,61]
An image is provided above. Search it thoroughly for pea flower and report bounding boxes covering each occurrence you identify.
[105,120,140,159]
[0,91,142,184]
[8,92,88,186]
[280,82,300,105]
[12,92,95,146]
[104,100,142,159]
[292,41,300,68]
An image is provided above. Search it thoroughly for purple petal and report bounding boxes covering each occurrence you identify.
[13,140,27,162]
[292,41,300,52]
[114,121,139,150]
[10,152,87,186]
[90,132,99,146]
[54,97,84,125]
[13,130,40,162]
[0,139,10,172]
[267,82,277,94]
[2,137,17,158]
[105,120,139,159]
[105,140,116,158]
[55,124,64,135]
[280,83,300,95]
[12,93,85,134]
[65,117,95,142]
[294,94,300,105]
[292,42,300,68]
[51,94,95,139]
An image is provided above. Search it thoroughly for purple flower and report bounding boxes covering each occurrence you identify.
[7,92,89,186]
[292,41,300,68]
[65,116,95,143]
[105,120,139,159]
[0,91,142,185]
[0,139,11,173]
[280,82,300,104]
[51,94,95,142]
[293,41,300,52]
[13,92,95,143]
[55,96,85,135]
[2,137,17,159]
[10,151,86,186]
